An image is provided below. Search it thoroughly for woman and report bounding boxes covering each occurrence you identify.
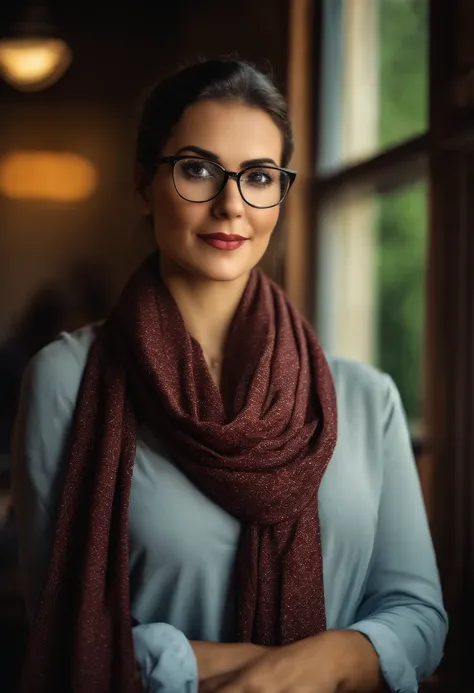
[12,59,447,693]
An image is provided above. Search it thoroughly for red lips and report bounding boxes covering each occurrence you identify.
[197,233,249,251]
[198,233,248,241]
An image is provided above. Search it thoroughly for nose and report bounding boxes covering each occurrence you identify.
[211,176,245,219]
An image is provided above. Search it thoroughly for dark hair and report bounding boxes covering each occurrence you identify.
[136,58,293,191]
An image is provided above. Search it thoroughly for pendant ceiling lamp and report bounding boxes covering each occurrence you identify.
[0,3,72,91]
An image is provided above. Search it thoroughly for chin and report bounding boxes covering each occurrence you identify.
[196,261,252,283]
[160,244,266,283]
[182,250,254,282]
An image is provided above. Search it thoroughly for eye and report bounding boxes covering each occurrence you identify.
[181,160,215,179]
[244,169,275,187]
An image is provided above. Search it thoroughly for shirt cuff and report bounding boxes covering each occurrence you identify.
[347,620,418,693]
[132,623,198,693]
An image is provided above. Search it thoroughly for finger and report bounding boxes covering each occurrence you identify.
[199,672,237,693]
[207,685,240,693]
[211,675,266,693]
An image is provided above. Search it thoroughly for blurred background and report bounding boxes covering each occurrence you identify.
[0,1,473,691]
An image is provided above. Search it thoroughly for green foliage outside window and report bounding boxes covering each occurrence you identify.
[377,0,428,423]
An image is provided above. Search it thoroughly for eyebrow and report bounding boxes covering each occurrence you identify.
[175,145,279,169]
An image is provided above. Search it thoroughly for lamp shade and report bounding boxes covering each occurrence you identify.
[0,36,72,91]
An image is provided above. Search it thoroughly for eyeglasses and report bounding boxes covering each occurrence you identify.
[155,155,297,209]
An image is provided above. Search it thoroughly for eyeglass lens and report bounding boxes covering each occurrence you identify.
[173,158,290,207]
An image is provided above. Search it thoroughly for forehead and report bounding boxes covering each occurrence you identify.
[163,99,284,166]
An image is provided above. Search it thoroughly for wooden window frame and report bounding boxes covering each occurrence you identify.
[286,2,474,690]
[286,0,430,458]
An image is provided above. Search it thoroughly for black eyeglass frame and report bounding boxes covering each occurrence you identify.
[155,155,297,209]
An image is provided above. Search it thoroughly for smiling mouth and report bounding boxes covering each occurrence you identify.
[198,233,248,241]
[197,233,249,251]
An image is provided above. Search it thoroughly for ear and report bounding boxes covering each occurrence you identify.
[134,164,153,215]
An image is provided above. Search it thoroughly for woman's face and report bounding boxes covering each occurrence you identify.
[142,99,284,283]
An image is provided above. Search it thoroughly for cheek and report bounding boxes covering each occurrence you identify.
[152,182,205,236]
[250,208,280,240]
[151,176,181,222]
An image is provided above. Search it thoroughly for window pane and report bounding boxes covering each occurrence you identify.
[318,0,428,175]
[315,179,427,427]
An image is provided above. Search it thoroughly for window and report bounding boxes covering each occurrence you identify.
[315,0,429,436]
[318,0,428,174]
[317,180,427,428]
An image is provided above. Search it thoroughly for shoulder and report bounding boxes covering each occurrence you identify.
[24,323,98,405]
[12,324,99,518]
[324,357,414,500]
[15,323,98,470]
[327,354,393,402]
[326,355,403,435]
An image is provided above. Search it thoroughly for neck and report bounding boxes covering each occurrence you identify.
[160,261,250,364]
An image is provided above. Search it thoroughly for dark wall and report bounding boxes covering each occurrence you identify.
[0,0,289,336]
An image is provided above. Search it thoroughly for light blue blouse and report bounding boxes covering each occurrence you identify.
[11,325,447,693]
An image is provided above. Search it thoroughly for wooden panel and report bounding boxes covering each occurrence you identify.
[426,139,474,693]
[419,3,474,690]
[456,0,474,70]
[284,0,318,317]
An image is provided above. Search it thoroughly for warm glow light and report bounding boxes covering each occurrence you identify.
[0,151,98,202]
[0,37,72,91]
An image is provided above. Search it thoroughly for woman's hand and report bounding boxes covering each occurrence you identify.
[199,630,385,693]
[191,640,270,682]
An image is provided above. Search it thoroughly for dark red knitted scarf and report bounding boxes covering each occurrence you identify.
[20,253,337,693]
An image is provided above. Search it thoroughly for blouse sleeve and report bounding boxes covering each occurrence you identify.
[11,335,198,693]
[347,375,448,693]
